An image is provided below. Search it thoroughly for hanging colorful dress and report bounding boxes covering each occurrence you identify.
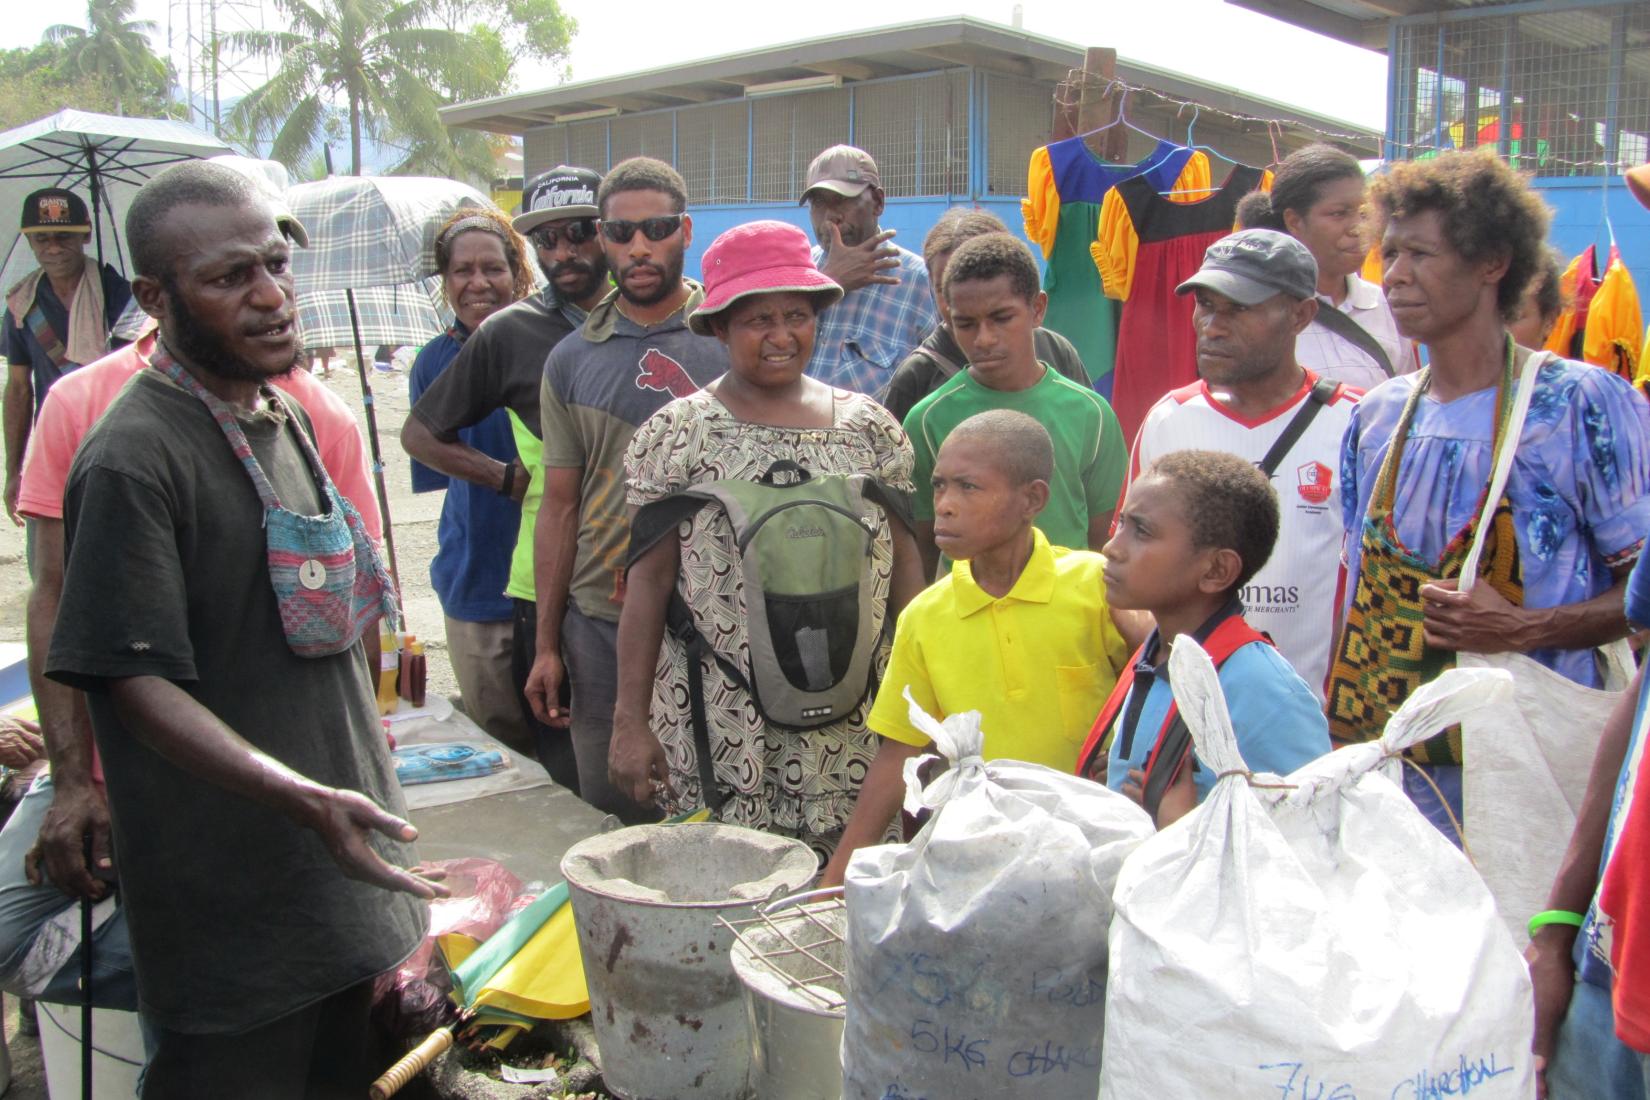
[1022,139,1208,399]
[1092,164,1270,442]
[1544,246,1601,361]
[1587,246,1642,384]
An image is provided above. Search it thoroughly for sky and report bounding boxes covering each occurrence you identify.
[2,0,1389,132]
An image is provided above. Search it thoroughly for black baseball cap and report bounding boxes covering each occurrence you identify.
[512,166,602,234]
[1176,228,1319,304]
[21,188,91,234]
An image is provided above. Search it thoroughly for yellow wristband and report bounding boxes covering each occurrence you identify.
[1527,909,1586,938]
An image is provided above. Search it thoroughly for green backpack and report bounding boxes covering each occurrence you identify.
[628,460,908,810]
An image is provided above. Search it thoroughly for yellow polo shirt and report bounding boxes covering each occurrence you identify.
[869,528,1130,770]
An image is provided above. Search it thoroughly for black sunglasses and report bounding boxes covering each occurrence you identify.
[598,215,684,245]
[531,218,598,249]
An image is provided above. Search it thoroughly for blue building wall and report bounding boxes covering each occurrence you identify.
[1535,178,1650,313]
[680,197,1034,282]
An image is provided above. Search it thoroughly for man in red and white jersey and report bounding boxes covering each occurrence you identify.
[1125,228,1357,699]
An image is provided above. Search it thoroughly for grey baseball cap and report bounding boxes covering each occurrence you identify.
[800,145,881,203]
[1176,228,1319,305]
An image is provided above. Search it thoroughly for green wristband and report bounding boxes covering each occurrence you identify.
[1527,909,1586,938]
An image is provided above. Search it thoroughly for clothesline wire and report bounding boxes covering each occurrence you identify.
[1053,72,1378,147]
[1052,71,1640,175]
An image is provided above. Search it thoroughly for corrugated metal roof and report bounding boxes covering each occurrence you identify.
[439,15,1381,145]
[1226,0,1475,50]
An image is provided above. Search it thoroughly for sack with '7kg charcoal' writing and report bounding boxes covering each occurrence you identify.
[1101,638,1535,1100]
[841,690,1154,1100]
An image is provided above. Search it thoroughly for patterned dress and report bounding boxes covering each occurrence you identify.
[1341,353,1650,689]
[625,388,915,861]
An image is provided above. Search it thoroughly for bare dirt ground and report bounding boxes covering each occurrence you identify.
[0,353,458,1096]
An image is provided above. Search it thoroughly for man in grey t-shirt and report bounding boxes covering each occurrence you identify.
[47,162,440,1096]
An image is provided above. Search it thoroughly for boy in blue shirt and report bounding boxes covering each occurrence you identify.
[1079,449,1329,827]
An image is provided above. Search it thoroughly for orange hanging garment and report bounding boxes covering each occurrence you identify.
[1545,248,1597,360]
[1585,246,1642,384]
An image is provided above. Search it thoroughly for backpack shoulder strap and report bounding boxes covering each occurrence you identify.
[627,492,712,569]
[1137,618,1272,817]
[1256,377,1338,478]
[626,490,728,812]
[1074,645,1145,780]
[1313,306,1395,379]
[858,475,915,532]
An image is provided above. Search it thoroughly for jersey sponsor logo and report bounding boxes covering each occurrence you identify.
[634,348,697,397]
[1296,460,1333,504]
[1241,582,1300,610]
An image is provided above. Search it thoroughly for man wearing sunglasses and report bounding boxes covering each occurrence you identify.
[401,165,608,798]
[800,145,937,401]
[524,156,727,823]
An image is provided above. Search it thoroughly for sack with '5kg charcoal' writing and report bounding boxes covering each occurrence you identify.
[1101,639,1536,1100]
[841,690,1154,1100]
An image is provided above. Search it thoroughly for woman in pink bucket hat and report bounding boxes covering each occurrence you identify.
[610,220,926,862]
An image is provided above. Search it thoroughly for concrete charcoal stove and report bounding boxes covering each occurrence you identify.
[559,823,817,1100]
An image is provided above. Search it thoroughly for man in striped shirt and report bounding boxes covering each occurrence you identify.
[1126,229,1357,699]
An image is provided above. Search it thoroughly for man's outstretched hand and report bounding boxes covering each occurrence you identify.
[301,787,451,900]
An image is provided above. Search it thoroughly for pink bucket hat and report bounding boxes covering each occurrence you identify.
[688,220,843,336]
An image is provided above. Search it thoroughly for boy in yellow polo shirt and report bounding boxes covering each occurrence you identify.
[820,409,1143,885]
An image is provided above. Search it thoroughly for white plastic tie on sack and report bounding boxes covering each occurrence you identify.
[1167,636,1248,781]
[900,686,986,814]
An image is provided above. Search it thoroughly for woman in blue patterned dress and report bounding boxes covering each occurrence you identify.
[1329,150,1650,831]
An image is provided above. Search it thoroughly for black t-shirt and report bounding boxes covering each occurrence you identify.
[47,369,426,1035]
[882,324,1090,424]
[409,289,577,440]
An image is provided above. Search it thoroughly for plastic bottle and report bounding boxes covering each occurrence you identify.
[377,630,400,716]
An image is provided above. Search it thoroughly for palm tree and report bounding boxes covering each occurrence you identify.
[226,0,509,178]
[44,0,171,116]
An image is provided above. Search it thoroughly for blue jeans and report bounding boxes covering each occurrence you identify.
[562,604,658,825]
[1549,978,1647,1100]
[1402,761,1466,848]
[0,774,137,1009]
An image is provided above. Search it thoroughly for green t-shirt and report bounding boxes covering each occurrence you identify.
[505,410,542,602]
[904,363,1127,552]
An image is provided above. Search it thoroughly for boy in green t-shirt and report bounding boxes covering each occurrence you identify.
[903,232,1127,578]
[819,410,1146,886]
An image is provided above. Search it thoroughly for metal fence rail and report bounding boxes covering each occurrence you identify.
[1392,2,1649,176]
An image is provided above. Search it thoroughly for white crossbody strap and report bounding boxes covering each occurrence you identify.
[1458,348,1546,592]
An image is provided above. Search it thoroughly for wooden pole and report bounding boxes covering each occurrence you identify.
[1051,75,1079,144]
[1076,47,1128,162]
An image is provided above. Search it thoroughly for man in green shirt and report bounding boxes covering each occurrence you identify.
[904,233,1127,578]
